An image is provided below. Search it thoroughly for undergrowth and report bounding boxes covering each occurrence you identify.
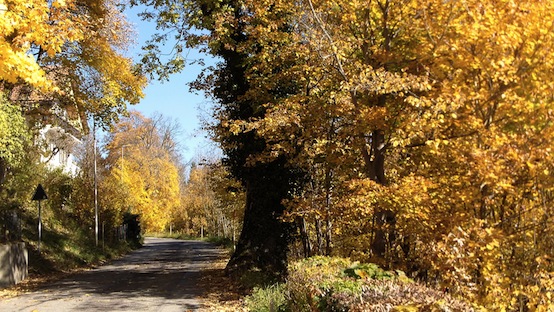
[246,256,478,312]
[21,210,134,276]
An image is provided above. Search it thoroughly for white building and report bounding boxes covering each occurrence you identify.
[8,74,87,176]
[38,124,81,176]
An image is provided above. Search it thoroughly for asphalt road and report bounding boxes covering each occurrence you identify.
[0,237,225,312]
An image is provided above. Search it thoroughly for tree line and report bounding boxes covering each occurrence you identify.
[0,0,243,254]
[134,0,554,309]
[3,0,554,308]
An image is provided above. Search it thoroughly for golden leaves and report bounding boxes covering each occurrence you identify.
[0,0,87,91]
[105,112,182,232]
[1,0,145,126]
[207,0,554,307]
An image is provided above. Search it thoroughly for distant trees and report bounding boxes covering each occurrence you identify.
[103,111,182,232]
[179,162,245,242]
[103,111,245,237]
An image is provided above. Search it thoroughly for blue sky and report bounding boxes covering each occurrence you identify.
[123,6,220,164]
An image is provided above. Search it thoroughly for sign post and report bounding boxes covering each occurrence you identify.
[31,184,48,253]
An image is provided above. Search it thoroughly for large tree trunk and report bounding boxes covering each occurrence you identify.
[226,159,295,279]
[201,0,301,280]
[362,122,396,260]
[362,130,395,259]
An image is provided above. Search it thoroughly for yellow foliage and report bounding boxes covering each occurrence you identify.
[105,112,181,233]
[217,0,554,309]
[1,0,145,127]
[194,0,554,308]
[0,0,85,91]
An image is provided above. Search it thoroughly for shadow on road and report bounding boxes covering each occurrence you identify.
[1,237,227,312]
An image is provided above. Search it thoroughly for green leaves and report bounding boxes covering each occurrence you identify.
[0,95,30,167]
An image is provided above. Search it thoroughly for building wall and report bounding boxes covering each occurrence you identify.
[39,125,81,176]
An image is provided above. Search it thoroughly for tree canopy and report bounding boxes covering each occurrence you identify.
[126,0,554,308]
[1,0,146,127]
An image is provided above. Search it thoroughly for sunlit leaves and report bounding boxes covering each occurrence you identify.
[208,0,554,308]
[104,111,182,232]
[1,0,146,129]
[46,0,146,127]
[0,0,85,91]
[133,0,554,307]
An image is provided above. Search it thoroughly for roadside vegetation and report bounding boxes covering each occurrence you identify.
[3,0,554,310]
[0,142,143,278]
[245,257,476,312]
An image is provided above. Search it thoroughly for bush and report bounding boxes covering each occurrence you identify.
[343,262,396,280]
[285,256,364,311]
[245,256,476,312]
[245,283,288,312]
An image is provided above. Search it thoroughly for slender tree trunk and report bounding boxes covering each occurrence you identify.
[324,164,333,255]
[298,216,312,258]
[315,218,324,255]
[0,158,7,193]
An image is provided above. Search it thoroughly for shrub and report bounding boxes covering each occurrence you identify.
[253,256,476,312]
[245,283,288,312]
[285,256,363,311]
[343,262,396,280]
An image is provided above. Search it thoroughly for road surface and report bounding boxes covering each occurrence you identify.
[0,237,225,312]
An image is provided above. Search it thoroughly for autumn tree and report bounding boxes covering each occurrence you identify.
[179,164,213,237]
[2,0,146,128]
[104,111,183,233]
[205,162,245,244]
[133,0,304,278]
[0,0,84,91]
[176,162,245,241]
[418,1,554,308]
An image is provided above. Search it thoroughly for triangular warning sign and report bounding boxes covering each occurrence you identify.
[32,184,48,201]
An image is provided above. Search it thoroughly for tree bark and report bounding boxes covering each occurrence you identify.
[0,158,6,191]
[225,159,295,279]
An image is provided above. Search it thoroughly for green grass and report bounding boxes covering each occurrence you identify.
[22,213,135,276]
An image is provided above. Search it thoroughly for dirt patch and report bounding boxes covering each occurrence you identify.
[199,254,249,311]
